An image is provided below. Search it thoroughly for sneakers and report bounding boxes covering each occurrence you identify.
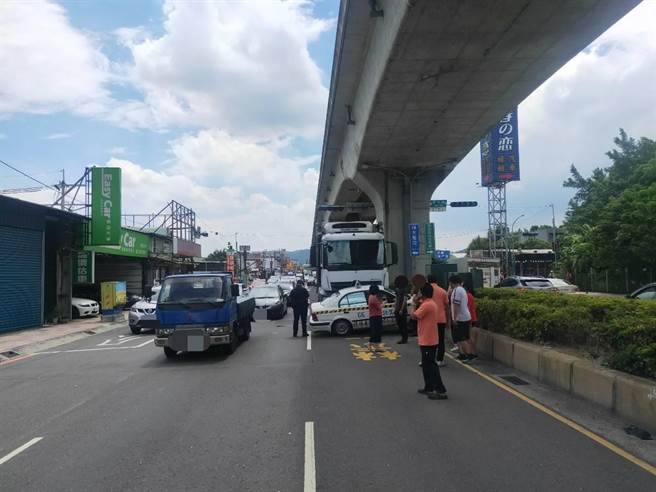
[449,346,459,353]
[417,389,429,395]
[456,353,468,361]
[437,360,446,367]
[427,392,448,400]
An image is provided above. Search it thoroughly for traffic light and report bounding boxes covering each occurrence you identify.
[449,201,478,207]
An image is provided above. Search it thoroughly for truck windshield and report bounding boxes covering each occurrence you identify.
[324,240,384,270]
[159,276,224,304]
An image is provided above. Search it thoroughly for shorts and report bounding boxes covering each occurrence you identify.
[452,320,471,343]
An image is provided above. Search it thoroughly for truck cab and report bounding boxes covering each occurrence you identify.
[154,273,255,358]
[311,221,398,299]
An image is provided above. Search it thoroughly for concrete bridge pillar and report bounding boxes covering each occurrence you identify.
[355,168,446,281]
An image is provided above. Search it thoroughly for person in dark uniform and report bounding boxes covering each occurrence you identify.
[393,275,409,344]
[288,280,310,337]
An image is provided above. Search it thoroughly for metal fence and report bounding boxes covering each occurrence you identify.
[574,267,654,294]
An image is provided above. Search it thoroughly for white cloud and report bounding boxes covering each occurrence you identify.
[109,146,128,156]
[0,1,111,116]
[117,0,332,137]
[169,130,319,198]
[111,158,314,251]
[435,1,656,252]
[45,132,73,140]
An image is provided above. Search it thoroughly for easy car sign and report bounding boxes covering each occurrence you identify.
[91,167,122,245]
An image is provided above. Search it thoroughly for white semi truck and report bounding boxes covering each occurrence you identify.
[311,221,398,299]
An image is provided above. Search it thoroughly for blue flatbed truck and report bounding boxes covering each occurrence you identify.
[154,273,255,358]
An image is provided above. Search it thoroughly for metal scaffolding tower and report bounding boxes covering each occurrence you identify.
[487,183,508,264]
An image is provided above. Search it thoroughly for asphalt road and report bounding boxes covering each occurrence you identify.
[1,315,655,491]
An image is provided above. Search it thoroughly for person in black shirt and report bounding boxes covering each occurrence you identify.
[288,281,310,337]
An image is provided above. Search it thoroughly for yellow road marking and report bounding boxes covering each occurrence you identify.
[349,342,400,361]
[446,354,656,477]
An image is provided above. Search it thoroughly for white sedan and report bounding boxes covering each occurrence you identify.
[72,297,99,318]
[309,286,399,336]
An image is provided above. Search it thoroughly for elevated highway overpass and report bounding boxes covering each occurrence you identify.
[313,0,641,278]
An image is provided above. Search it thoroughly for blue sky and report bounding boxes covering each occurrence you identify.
[1,0,655,253]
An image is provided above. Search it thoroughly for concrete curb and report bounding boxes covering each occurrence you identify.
[473,327,656,433]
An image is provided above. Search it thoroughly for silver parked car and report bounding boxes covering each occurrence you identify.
[128,299,159,334]
[496,276,553,290]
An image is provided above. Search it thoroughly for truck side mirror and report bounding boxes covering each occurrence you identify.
[386,241,398,266]
[230,284,240,297]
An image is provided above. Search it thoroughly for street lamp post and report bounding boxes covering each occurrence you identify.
[508,214,525,275]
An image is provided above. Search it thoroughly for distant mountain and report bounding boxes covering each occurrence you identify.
[287,248,310,265]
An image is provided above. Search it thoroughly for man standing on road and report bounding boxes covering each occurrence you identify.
[427,275,449,366]
[449,275,477,362]
[394,275,409,344]
[411,283,447,400]
[288,281,310,338]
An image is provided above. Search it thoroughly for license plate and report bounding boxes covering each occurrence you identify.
[187,335,205,351]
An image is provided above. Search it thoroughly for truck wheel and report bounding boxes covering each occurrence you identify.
[225,334,239,354]
[163,347,178,358]
[239,320,251,341]
[331,319,352,337]
[130,325,141,335]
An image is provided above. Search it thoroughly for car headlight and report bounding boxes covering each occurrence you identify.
[156,328,174,336]
[130,308,138,313]
[204,325,230,334]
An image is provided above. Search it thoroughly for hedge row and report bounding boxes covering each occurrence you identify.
[475,288,656,379]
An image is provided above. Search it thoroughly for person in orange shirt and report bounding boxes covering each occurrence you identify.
[427,275,449,367]
[411,284,447,400]
[368,284,383,350]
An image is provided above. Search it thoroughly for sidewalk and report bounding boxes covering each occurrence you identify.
[0,315,125,356]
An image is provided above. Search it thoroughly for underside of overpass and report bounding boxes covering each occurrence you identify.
[314,0,641,279]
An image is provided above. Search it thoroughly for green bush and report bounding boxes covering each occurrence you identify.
[475,289,656,379]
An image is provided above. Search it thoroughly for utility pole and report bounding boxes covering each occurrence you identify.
[549,204,557,267]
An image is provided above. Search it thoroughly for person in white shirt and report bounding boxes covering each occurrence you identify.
[448,275,477,362]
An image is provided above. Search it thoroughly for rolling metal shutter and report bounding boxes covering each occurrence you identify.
[0,225,43,333]
[95,257,144,295]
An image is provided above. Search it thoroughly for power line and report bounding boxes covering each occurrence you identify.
[0,158,57,191]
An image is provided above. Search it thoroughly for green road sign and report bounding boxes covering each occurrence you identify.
[425,223,435,254]
[91,167,122,245]
[87,228,150,258]
[430,200,447,212]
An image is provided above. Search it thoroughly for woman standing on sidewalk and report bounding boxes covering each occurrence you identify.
[411,283,447,400]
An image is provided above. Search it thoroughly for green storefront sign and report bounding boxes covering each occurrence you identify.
[87,228,150,258]
[425,223,435,254]
[91,167,122,245]
[73,251,94,283]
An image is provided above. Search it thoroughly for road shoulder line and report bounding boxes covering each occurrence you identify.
[0,437,43,466]
[447,354,656,477]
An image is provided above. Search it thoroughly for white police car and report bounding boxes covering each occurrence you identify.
[308,285,399,336]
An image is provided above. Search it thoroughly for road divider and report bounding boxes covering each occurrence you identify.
[0,437,43,466]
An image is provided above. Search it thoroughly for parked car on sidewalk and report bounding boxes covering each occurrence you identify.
[628,283,656,300]
[249,285,288,320]
[308,285,398,336]
[71,297,99,318]
[128,299,159,334]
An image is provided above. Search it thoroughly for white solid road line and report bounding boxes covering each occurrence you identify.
[36,339,155,355]
[304,422,316,492]
[306,331,312,351]
[0,437,43,466]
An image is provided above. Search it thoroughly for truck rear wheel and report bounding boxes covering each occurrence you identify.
[163,347,178,358]
[331,319,352,337]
